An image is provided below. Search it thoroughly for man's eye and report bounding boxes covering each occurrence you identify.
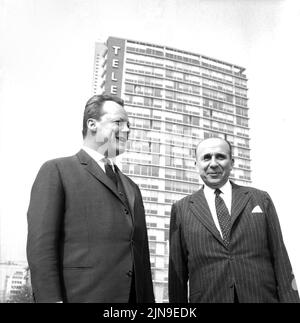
[114,121,130,129]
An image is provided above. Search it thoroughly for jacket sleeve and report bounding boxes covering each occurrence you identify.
[264,192,300,303]
[168,203,189,303]
[135,186,155,303]
[26,160,65,302]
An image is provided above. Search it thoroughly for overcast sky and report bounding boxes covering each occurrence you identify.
[1,0,300,282]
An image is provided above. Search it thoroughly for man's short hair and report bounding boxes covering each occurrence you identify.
[195,137,233,159]
[82,94,124,138]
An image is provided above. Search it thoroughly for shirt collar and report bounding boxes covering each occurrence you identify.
[82,146,115,164]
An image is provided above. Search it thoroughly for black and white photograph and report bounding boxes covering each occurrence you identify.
[0,0,300,304]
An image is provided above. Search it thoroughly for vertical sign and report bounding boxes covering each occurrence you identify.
[105,37,125,97]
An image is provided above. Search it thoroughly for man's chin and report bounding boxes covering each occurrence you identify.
[205,179,224,189]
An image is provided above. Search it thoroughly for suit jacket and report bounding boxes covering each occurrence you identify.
[169,182,299,303]
[27,150,154,303]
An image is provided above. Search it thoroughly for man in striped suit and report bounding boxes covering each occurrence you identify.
[168,137,299,303]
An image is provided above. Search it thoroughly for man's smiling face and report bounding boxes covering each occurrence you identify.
[196,138,234,189]
[94,100,130,157]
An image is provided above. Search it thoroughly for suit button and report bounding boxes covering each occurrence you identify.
[126,270,133,277]
[119,191,123,196]
[124,209,129,214]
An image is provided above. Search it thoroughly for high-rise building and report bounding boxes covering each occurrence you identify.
[92,37,251,302]
[0,261,29,302]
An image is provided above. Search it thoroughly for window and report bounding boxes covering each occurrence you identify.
[236,97,247,107]
[236,117,248,127]
[152,155,160,164]
[191,116,200,126]
[151,143,160,153]
[236,107,248,117]
[182,115,190,124]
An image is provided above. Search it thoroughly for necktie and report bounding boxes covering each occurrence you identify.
[215,188,231,246]
[103,159,131,213]
[103,159,117,186]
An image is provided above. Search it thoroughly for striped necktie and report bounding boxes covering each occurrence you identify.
[215,188,231,246]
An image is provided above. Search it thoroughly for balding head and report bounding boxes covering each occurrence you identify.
[196,137,234,189]
[196,137,233,160]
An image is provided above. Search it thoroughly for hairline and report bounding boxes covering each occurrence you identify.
[195,138,233,160]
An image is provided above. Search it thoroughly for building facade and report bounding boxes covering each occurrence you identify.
[92,37,251,302]
[0,261,29,302]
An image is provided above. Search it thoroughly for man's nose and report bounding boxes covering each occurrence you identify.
[209,157,218,167]
[120,122,130,132]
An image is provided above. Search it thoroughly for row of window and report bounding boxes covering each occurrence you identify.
[122,164,200,183]
[122,154,197,170]
[165,181,199,194]
[125,75,247,101]
[165,90,200,105]
[125,83,163,97]
[123,164,250,182]
[127,46,164,58]
[166,69,200,85]
[128,117,250,141]
[203,78,234,94]
[165,80,200,94]
[124,139,250,159]
[126,155,251,180]
[126,58,247,89]
[10,285,23,289]
[125,94,249,119]
[125,112,250,144]
[126,102,249,127]
[126,48,247,86]
[125,83,247,108]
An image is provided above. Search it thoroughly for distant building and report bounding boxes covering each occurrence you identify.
[92,37,251,302]
[0,261,29,303]
[6,269,27,301]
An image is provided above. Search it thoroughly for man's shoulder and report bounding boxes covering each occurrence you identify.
[38,153,82,174]
[173,189,200,208]
[42,154,78,167]
[231,182,269,198]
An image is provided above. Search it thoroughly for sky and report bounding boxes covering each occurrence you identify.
[1,0,300,282]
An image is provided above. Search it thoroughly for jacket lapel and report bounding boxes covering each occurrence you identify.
[230,181,251,229]
[76,149,122,203]
[189,188,224,246]
[117,169,135,219]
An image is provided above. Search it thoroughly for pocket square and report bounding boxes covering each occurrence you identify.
[252,205,263,213]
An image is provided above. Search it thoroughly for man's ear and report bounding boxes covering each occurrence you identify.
[87,118,97,133]
[231,158,235,169]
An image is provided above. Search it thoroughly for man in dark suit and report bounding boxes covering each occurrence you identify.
[27,94,154,303]
[169,137,299,303]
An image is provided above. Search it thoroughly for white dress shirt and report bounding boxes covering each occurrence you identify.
[203,180,232,238]
[82,146,115,172]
